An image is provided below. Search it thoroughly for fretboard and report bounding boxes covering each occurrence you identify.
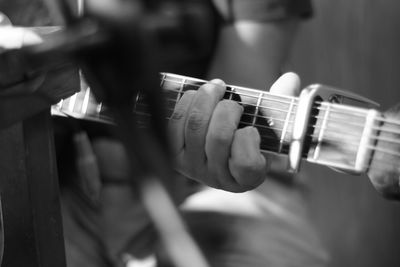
[52,72,383,174]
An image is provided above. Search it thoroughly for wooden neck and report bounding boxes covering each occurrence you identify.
[52,72,383,174]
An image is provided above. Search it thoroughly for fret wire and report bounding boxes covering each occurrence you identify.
[177,78,186,103]
[134,102,384,144]
[163,77,296,106]
[135,101,371,135]
[160,85,371,123]
[84,106,369,149]
[279,97,295,153]
[163,76,371,118]
[81,86,91,115]
[84,107,395,150]
[160,73,167,87]
[313,104,331,160]
[252,91,263,127]
[163,76,369,114]
[57,74,400,149]
[142,96,299,117]
[136,100,382,144]
[228,87,235,100]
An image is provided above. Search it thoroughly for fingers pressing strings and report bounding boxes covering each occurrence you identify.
[183,79,226,164]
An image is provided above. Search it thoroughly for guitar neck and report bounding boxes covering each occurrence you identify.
[52,72,384,174]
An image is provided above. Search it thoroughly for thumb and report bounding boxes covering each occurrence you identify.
[269,72,301,97]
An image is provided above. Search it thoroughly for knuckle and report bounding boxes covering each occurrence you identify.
[182,90,196,98]
[187,109,208,132]
[170,108,186,121]
[176,90,196,105]
[170,90,196,121]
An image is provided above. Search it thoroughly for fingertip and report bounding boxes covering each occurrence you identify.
[209,78,226,87]
[270,72,301,96]
[229,127,267,189]
[237,126,261,146]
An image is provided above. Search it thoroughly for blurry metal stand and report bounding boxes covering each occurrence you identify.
[0,110,66,267]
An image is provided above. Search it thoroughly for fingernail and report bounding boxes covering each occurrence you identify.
[210,79,225,87]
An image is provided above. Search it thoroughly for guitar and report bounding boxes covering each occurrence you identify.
[51,72,400,179]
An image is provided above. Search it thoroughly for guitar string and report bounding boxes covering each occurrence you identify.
[58,94,400,149]
[56,109,400,174]
[130,113,400,161]
[136,101,400,145]
[132,108,400,155]
[57,93,400,151]
[160,86,400,132]
[58,79,400,152]
[161,90,400,137]
[62,89,370,137]
[67,73,396,133]
[55,75,400,174]
[64,79,378,129]
[135,103,366,141]
[162,77,400,129]
[161,79,371,118]
[162,89,400,136]
[147,97,370,129]
[138,113,400,171]
[90,113,400,172]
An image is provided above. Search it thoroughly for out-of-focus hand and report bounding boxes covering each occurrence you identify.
[0,26,45,93]
[367,104,400,200]
[0,24,79,128]
[62,138,154,267]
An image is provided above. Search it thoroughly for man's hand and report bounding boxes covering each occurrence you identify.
[367,104,400,200]
[0,25,79,128]
[168,79,267,192]
[0,26,44,93]
[169,74,301,192]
